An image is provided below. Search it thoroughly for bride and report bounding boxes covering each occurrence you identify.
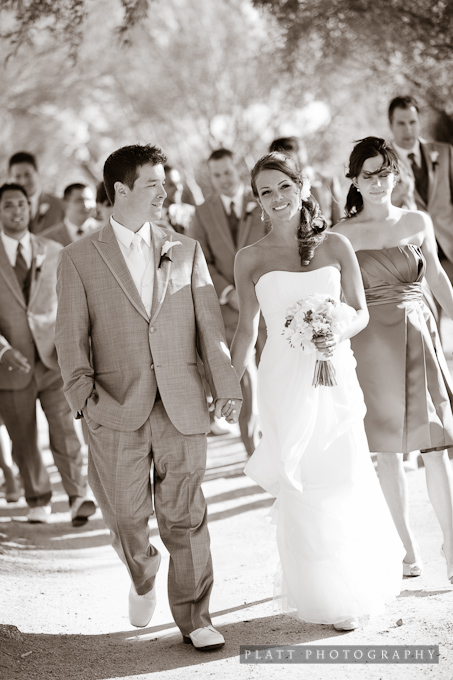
[230,152,403,631]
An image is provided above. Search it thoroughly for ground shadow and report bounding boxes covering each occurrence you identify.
[0,612,341,680]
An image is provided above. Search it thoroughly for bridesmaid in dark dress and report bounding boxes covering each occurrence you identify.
[333,137,453,583]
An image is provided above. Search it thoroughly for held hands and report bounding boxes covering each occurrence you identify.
[313,332,338,359]
[1,348,31,374]
[209,398,243,424]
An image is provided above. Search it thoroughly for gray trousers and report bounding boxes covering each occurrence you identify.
[0,360,85,507]
[86,399,213,636]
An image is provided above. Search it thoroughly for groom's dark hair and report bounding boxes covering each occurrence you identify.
[103,144,167,205]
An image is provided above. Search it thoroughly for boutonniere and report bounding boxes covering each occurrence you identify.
[34,251,46,276]
[429,150,439,167]
[39,202,50,217]
[245,201,258,215]
[158,240,182,268]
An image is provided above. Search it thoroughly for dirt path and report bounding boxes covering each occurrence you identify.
[1,314,453,680]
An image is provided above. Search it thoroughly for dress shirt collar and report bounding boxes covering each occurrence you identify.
[1,230,32,268]
[393,140,421,165]
[220,184,244,218]
[110,216,152,249]
[64,217,95,241]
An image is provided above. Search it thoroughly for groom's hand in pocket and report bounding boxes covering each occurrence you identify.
[211,398,243,424]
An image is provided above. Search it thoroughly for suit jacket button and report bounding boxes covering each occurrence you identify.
[150,364,154,370]
[150,327,155,333]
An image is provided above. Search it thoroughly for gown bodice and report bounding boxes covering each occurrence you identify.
[356,245,424,307]
[255,266,341,342]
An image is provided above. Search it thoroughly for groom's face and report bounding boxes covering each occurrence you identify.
[126,163,167,223]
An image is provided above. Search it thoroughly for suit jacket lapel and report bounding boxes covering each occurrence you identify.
[208,196,236,255]
[149,223,173,326]
[421,141,437,204]
[93,223,149,322]
[27,235,45,307]
[237,194,257,250]
[0,238,27,308]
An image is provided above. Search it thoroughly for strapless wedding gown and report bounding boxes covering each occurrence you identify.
[245,268,403,624]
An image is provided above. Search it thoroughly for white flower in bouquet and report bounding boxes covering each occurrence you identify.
[283,293,356,386]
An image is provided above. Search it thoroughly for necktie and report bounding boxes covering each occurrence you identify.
[14,242,31,304]
[128,233,147,284]
[408,153,428,205]
[227,200,239,245]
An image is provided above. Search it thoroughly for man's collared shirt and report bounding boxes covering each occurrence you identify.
[220,185,244,220]
[1,230,33,268]
[64,217,96,242]
[110,216,153,315]
[393,140,422,169]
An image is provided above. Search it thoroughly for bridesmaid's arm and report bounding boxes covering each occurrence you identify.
[420,212,453,319]
[335,234,370,342]
[230,247,261,381]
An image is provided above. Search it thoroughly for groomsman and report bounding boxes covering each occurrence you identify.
[389,96,453,284]
[191,148,267,455]
[8,152,64,234]
[0,183,96,525]
[41,183,98,246]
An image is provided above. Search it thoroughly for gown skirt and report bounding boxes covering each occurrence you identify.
[245,267,403,625]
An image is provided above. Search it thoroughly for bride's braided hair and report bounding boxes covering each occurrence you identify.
[251,152,327,267]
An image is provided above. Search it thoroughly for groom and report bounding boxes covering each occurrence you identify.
[55,144,242,650]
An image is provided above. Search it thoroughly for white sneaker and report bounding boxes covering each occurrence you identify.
[27,506,51,523]
[70,496,97,526]
[129,584,157,627]
[183,625,225,650]
[333,618,359,632]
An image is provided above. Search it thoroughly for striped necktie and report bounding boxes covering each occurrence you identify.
[14,242,31,304]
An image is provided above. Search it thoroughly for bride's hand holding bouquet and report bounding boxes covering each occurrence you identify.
[282,294,357,386]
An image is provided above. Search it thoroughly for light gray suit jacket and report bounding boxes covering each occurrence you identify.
[30,192,65,235]
[55,221,242,435]
[392,140,453,262]
[190,192,267,333]
[0,234,62,390]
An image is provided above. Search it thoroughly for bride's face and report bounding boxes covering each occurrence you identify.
[255,169,301,222]
[354,154,395,205]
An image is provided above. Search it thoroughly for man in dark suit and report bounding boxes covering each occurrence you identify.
[389,96,453,285]
[0,183,96,525]
[41,183,98,246]
[8,152,64,234]
[191,148,267,456]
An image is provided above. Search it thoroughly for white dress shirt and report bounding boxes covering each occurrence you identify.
[219,185,244,219]
[110,217,154,316]
[1,230,33,268]
[393,140,422,170]
[0,231,33,360]
[64,217,96,242]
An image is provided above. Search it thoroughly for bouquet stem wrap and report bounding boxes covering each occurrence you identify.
[313,357,337,387]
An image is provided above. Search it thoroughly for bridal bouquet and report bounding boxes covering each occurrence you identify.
[282,293,356,387]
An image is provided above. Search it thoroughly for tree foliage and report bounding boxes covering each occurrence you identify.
[253,0,453,115]
[0,0,150,56]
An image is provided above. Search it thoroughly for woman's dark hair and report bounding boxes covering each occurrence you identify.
[251,152,327,266]
[345,137,400,218]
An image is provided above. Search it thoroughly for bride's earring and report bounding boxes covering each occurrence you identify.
[261,208,265,222]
